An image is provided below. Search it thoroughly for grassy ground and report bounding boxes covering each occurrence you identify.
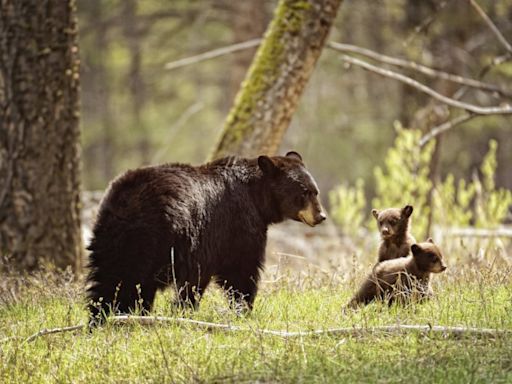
[1,262,511,383]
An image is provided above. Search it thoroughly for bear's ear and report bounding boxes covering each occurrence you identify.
[411,244,422,255]
[285,151,302,162]
[371,209,379,220]
[401,205,413,218]
[258,155,277,175]
[427,237,434,243]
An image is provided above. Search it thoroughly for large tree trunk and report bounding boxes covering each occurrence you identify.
[211,0,343,159]
[0,1,83,271]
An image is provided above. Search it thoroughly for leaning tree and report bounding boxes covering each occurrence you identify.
[0,1,82,271]
[211,0,343,159]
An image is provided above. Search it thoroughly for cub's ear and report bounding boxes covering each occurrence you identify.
[411,244,422,255]
[258,155,277,175]
[371,209,379,220]
[401,205,413,218]
[285,151,302,162]
[427,237,434,243]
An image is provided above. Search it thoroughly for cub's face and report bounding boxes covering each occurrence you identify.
[258,152,326,227]
[411,239,447,273]
[372,205,413,239]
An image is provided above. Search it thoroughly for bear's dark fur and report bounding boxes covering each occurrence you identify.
[86,152,325,325]
[372,205,416,262]
[346,239,446,308]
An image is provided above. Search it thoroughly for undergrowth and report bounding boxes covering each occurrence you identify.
[1,257,511,383]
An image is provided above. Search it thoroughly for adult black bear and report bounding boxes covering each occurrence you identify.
[86,152,325,325]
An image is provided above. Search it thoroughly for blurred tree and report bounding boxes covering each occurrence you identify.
[0,1,82,271]
[211,0,343,159]
[123,0,150,165]
[227,0,270,107]
[81,0,115,182]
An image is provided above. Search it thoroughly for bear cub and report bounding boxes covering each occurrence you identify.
[86,151,326,326]
[346,239,447,308]
[373,205,416,262]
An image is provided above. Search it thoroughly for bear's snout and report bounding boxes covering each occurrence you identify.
[298,201,326,227]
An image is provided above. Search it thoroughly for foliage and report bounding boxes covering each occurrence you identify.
[433,175,475,228]
[434,139,512,229]
[1,265,511,383]
[329,178,366,237]
[330,132,512,238]
[474,140,512,228]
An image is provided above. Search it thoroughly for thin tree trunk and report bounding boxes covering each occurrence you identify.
[123,0,149,165]
[0,1,83,271]
[211,0,343,159]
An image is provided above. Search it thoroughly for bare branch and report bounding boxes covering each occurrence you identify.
[24,324,85,343]
[18,317,509,343]
[469,0,512,54]
[339,54,512,115]
[419,113,477,146]
[328,42,511,98]
[404,0,452,46]
[164,38,262,70]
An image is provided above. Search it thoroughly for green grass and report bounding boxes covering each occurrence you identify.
[1,265,511,383]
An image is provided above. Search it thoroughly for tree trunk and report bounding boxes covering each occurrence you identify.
[81,0,115,184]
[211,0,343,159]
[123,0,150,165]
[0,1,83,271]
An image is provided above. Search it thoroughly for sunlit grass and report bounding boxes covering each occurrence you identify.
[1,262,511,383]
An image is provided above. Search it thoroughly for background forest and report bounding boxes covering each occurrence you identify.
[78,0,512,199]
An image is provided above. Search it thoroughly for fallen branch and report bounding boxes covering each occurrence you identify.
[339,54,512,115]
[164,38,262,70]
[16,316,510,343]
[328,42,511,97]
[24,324,85,343]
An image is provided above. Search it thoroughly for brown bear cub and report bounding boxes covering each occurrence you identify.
[346,239,446,308]
[373,205,416,262]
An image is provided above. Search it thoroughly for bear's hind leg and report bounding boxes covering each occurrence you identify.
[217,269,260,314]
[172,277,212,311]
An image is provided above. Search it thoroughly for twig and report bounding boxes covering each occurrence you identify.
[16,316,510,343]
[419,113,477,146]
[24,324,85,343]
[404,0,452,46]
[164,38,262,70]
[469,0,512,54]
[328,42,511,97]
[339,54,512,115]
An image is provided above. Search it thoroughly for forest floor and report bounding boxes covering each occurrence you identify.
[1,256,511,383]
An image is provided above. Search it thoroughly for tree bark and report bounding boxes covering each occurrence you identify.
[211,0,343,159]
[0,1,83,271]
